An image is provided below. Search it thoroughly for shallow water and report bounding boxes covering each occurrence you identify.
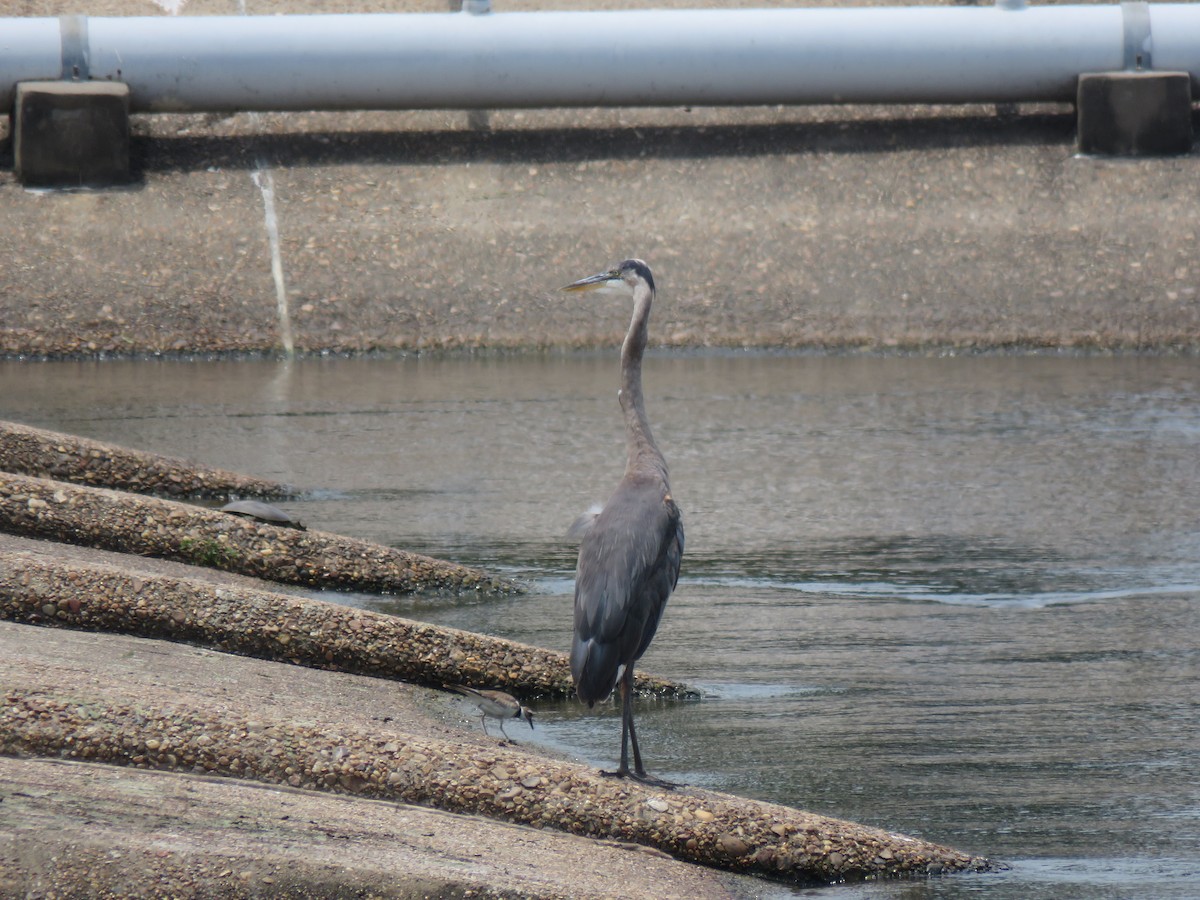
[3,353,1199,897]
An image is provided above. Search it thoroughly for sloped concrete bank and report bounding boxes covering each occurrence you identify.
[0,419,293,500]
[0,621,998,892]
[0,536,689,700]
[1,756,742,900]
[0,470,515,595]
[0,420,517,595]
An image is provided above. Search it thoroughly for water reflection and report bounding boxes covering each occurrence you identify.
[2,353,1199,898]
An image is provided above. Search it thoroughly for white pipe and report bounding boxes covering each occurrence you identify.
[1,6,1197,114]
[0,18,62,90]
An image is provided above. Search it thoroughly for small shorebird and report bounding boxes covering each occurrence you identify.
[446,684,535,739]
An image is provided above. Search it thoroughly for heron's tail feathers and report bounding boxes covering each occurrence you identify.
[571,636,620,707]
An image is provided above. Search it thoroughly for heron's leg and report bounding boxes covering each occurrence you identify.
[480,716,490,737]
[622,667,678,790]
[601,677,634,779]
[623,667,646,777]
[617,676,633,776]
[498,718,509,740]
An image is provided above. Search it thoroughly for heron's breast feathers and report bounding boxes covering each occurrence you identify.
[573,485,683,645]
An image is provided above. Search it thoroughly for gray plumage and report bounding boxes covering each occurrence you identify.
[562,258,684,786]
[220,499,306,530]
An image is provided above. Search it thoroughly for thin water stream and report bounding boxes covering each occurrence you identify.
[3,353,1198,897]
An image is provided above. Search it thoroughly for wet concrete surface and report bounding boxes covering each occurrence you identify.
[0,469,518,594]
[3,1,1198,357]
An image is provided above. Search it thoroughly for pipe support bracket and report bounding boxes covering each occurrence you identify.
[1121,1,1152,71]
[59,14,90,81]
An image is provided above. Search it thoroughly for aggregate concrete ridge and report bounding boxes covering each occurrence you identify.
[0,531,691,700]
[1,419,519,596]
[0,633,746,900]
[0,469,518,595]
[3,2,1199,358]
[0,419,294,499]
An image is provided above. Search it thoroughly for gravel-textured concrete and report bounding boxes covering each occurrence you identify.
[2,757,737,900]
[0,532,691,700]
[0,420,294,499]
[0,420,519,595]
[0,470,517,595]
[0,621,997,889]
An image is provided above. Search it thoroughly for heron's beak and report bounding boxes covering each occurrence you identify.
[561,271,619,292]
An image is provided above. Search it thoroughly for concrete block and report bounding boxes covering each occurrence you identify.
[1077,71,1193,157]
[14,81,131,187]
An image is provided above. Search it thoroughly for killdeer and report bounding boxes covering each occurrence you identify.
[446,684,535,739]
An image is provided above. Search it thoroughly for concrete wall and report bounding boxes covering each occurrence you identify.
[2,0,1198,356]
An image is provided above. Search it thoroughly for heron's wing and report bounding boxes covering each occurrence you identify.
[565,503,604,541]
[571,478,683,703]
[632,494,684,661]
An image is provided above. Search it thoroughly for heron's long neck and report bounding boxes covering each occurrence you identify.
[619,282,667,482]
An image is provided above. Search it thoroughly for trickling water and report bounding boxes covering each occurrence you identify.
[2,353,1198,898]
[238,0,294,358]
[249,165,295,358]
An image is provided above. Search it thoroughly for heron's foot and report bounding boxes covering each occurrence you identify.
[631,771,680,790]
[598,768,679,790]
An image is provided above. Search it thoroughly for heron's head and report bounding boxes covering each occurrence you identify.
[562,258,654,295]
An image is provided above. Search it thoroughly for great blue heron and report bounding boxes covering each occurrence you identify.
[446,684,535,739]
[562,258,685,787]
